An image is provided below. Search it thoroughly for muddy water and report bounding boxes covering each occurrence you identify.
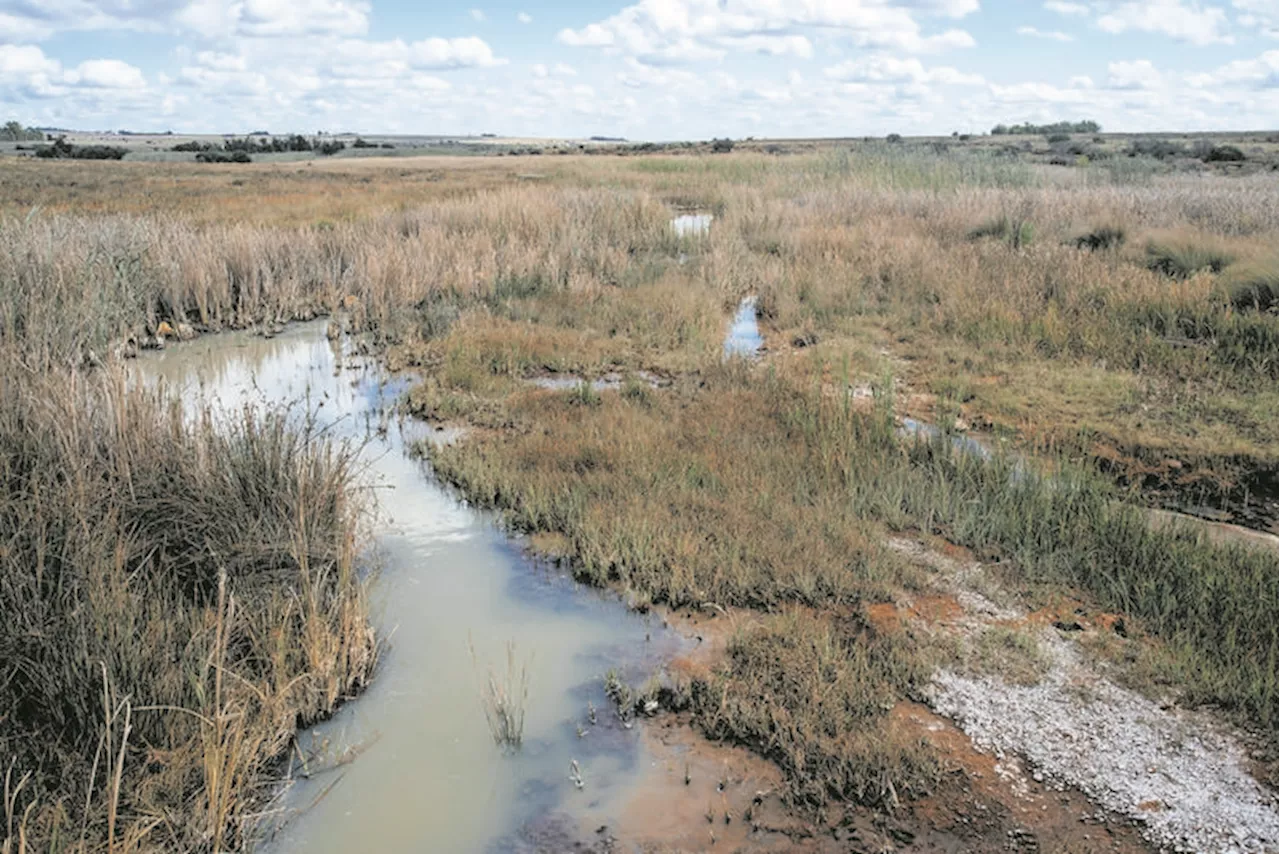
[724,296,763,358]
[132,322,685,852]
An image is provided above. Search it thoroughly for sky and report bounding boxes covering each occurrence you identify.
[0,0,1276,138]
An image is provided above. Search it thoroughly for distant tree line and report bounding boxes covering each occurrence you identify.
[171,135,347,156]
[991,120,1101,136]
[2,120,44,142]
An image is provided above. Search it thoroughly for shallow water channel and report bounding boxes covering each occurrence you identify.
[134,322,684,852]
[724,297,763,358]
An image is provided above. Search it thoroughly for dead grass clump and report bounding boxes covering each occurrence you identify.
[0,366,375,852]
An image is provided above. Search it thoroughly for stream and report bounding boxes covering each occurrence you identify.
[133,321,685,852]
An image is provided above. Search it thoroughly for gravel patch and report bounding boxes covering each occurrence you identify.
[889,536,1279,853]
[928,616,1278,853]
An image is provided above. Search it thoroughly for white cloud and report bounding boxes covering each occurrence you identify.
[553,62,577,76]
[1230,0,1278,27]
[1107,58,1164,89]
[824,55,984,85]
[0,0,372,41]
[329,36,504,71]
[557,0,978,65]
[1096,0,1233,45]
[0,12,54,42]
[1017,25,1075,40]
[0,44,146,97]
[517,11,532,24]
[1185,50,1279,88]
[1045,1,1090,14]
[719,34,814,58]
[237,0,371,36]
[70,59,146,89]
[194,50,247,72]
[469,8,485,22]
[0,44,60,77]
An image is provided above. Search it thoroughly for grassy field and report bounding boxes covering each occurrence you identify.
[0,138,1275,849]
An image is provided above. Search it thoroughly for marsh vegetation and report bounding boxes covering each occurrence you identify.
[0,137,1275,850]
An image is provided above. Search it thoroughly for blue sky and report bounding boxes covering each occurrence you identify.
[1,0,1275,137]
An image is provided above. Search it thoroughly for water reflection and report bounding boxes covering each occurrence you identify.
[723,297,763,358]
[132,323,680,852]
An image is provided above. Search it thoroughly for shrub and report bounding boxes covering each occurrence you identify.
[171,140,214,152]
[711,137,735,153]
[34,137,127,160]
[991,120,1100,136]
[886,133,903,143]
[196,150,252,163]
[1127,139,1186,160]
[1203,144,1246,163]
[1145,238,1234,278]
[1047,132,1071,143]
[1074,225,1126,251]
[353,137,376,148]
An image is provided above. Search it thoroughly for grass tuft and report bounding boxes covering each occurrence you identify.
[1145,237,1234,278]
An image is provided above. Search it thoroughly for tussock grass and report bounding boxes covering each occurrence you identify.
[1220,261,1279,313]
[0,368,375,851]
[968,214,1034,248]
[1145,234,1235,278]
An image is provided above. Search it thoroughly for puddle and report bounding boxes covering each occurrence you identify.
[526,370,668,392]
[132,321,687,852]
[671,212,712,238]
[724,297,763,359]
[900,416,994,461]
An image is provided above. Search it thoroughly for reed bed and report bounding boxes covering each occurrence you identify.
[0,368,375,851]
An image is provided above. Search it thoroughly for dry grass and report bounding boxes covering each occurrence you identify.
[0,368,375,852]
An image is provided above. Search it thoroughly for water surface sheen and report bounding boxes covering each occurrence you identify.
[724,297,763,358]
[671,212,712,238]
[133,323,677,852]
